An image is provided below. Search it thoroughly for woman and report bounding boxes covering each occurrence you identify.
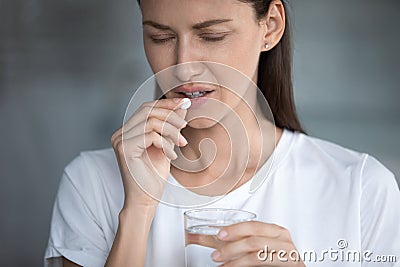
[45,0,400,266]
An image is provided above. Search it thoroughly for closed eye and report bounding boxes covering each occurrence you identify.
[150,35,175,44]
[200,33,229,42]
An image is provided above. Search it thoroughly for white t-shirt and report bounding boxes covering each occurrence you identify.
[45,130,400,266]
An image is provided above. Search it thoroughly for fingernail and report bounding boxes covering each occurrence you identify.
[180,98,191,110]
[211,250,221,261]
[173,98,182,103]
[179,134,188,146]
[181,120,188,128]
[171,150,178,160]
[217,230,228,239]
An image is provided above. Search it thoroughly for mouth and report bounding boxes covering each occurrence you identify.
[176,90,214,99]
[172,85,216,108]
[174,85,216,99]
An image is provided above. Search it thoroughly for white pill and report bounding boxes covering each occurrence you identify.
[180,98,191,110]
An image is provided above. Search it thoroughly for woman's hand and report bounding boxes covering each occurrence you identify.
[111,98,189,208]
[211,221,305,267]
[106,98,189,267]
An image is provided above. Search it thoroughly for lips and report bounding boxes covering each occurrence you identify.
[174,85,215,108]
[174,85,215,99]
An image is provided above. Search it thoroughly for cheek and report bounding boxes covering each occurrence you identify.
[144,42,175,74]
[210,39,261,82]
[232,42,261,78]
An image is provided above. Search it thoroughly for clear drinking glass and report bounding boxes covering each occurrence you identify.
[184,208,257,267]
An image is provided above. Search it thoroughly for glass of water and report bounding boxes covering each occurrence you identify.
[184,208,257,267]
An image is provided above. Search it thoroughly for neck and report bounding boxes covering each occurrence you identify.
[171,92,281,195]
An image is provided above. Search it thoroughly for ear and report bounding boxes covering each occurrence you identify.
[260,0,286,52]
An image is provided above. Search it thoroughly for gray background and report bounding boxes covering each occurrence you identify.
[1,0,399,266]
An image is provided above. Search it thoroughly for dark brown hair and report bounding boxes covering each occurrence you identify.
[137,0,305,133]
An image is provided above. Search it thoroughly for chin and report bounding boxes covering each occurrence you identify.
[187,117,220,129]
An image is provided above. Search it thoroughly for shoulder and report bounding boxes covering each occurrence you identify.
[65,148,119,179]
[65,148,117,174]
[62,148,122,200]
[285,131,398,188]
[290,132,367,169]
[360,155,399,203]
[46,148,120,265]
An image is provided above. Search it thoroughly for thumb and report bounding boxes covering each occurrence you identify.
[175,98,190,119]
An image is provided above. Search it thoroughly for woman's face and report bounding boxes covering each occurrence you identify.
[141,0,269,127]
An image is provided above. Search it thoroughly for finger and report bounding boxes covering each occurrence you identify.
[142,97,190,111]
[124,105,188,131]
[174,106,188,120]
[140,132,178,160]
[122,118,188,147]
[154,136,177,161]
[217,251,275,267]
[212,236,267,263]
[216,252,260,267]
[111,127,123,145]
[120,132,177,160]
[217,222,289,242]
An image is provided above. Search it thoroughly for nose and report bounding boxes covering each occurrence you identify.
[173,40,204,82]
[174,62,204,83]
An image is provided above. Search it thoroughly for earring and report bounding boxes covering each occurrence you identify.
[265,43,270,50]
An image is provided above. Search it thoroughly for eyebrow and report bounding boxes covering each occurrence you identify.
[142,19,233,30]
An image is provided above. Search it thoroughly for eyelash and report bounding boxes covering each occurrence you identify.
[201,35,227,42]
[150,34,227,44]
[151,37,174,44]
